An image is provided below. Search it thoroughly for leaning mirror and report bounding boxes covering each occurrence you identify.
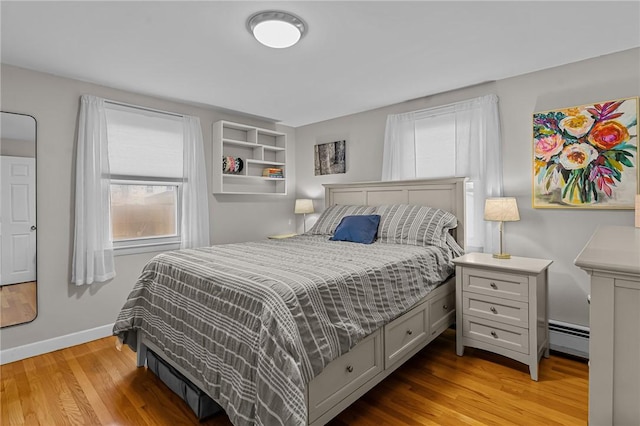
[1,111,37,328]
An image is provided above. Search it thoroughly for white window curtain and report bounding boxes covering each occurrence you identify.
[72,95,115,285]
[181,115,210,249]
[382,111,418,181]
[72,97,210,285]
[381,94,503,253]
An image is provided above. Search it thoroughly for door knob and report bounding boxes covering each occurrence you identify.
[31,225,37,231]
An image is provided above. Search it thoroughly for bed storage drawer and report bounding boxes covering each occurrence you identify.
[384,301,429,369]
[308,330,383,422]
[429,290,455,336]
[146,349,223,421]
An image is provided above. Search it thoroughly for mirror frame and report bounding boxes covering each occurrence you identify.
[1,111,38,328]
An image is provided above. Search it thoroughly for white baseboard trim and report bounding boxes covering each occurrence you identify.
[0,323,114,365]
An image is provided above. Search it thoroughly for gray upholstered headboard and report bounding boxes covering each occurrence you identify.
[323,178,467,248]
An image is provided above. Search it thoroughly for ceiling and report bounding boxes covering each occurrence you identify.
[2,1,639,127]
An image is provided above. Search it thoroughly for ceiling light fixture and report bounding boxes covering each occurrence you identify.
[247,11,306,49]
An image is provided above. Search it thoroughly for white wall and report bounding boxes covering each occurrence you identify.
[295,48,639,328]
[2,47,638,356]
[0,64,296,352]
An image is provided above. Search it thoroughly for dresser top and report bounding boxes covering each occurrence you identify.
[453,252,553,274]
[574,225,640,275]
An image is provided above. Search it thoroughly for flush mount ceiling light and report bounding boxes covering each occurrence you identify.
[247,11,306,49]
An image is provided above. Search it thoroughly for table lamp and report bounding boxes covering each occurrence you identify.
[295,199,314,233]
[484,197,520,259]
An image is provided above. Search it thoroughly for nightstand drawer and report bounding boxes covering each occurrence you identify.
[462,293,528,328]
[463,268,528,301]
[384,302,428,368]
[463,316,529,354]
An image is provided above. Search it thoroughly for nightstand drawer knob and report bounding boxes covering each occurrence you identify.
[490,282,498,289]
[346,365,354,373]
[406,329,413,335]
[490,307,497,314]
[491,331,498,338]
[443,304,449,310]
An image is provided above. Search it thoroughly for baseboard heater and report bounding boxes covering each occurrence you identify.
[548,320,589,359]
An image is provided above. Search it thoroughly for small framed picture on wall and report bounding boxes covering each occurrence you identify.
[314,140,346,175]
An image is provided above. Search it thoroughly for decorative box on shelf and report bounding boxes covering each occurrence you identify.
[212,120,287,195]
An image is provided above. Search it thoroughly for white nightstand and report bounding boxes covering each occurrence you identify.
[453,252,553,381]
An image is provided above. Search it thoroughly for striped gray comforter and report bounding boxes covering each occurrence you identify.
[113,235,455,426]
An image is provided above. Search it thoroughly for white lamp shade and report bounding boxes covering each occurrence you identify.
[295,199,314,214]
[635,194,640,228]
[484,197,520,222]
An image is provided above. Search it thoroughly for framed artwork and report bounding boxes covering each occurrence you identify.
[532,96,638,208]
[314,140,346,175]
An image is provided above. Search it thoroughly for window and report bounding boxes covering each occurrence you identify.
[73,94,208,285]
[414,113,456,177]
[414,113,477,247]
[110,183,179,240]
[105,104,184,252]
[382,95,503,253]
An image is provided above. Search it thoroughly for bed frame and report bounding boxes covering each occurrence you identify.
[135,177,467,425]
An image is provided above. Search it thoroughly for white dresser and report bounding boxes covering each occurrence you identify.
[453,253,553,381]
[575,225,640,426]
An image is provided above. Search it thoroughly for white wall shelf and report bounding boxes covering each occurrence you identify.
[246,159,285,166]
[222,174,285,181]
[213,120,287,195]
[223,139,258,148]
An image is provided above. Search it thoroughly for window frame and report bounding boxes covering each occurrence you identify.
[103,101,186,256]
[109,175,183,256]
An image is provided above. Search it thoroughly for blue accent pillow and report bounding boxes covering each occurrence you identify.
[330,215,381,244]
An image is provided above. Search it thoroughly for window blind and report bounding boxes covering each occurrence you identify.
[414,114,456,178]
[105,106,183,179]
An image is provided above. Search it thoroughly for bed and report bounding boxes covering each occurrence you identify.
[113,177,467,426]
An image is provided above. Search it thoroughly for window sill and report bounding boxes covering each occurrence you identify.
[114,241,181,256]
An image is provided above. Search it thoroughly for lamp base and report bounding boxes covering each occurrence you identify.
[492,253,511,259]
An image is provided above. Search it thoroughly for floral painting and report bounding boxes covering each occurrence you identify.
[533,97,638,208]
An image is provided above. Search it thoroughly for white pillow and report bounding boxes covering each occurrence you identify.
[376,204,458,249]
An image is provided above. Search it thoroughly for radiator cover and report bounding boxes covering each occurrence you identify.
[548,320,589,359]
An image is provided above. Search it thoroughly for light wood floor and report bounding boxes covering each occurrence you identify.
[1,329,588,425]
[0,281,37,328]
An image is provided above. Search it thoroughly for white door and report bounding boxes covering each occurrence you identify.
[1,156,36,286]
